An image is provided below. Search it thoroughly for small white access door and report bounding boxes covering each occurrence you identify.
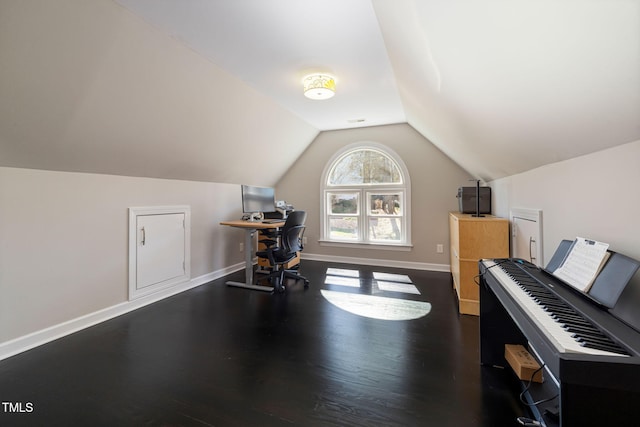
[510,208,543,267]
[129,206,191,300]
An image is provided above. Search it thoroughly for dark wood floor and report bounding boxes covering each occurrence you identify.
[0,260,528,426]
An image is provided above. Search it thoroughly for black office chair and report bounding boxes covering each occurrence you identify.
[256,210,309,293]
[258,228,280,249]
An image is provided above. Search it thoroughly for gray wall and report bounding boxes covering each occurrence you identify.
[275,123,473,267]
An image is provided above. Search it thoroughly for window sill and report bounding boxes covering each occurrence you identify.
[318,240,413,251]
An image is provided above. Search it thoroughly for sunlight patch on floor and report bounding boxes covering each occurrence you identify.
[324,275,361,288]
[372,272,412,283]
[324,269,421,295]
[320,290,432,321]
[326,268,361,278]
[376,281,421,295]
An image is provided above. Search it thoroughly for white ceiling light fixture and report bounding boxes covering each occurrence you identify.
[303,73,336,100]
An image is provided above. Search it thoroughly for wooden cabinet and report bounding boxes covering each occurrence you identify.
[449,212,509,315]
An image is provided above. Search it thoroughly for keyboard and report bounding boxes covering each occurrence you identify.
[482,259,628,357]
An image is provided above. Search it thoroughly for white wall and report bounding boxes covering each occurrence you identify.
[491,139,640,266]
[0,0,317,185]
[0,123,470,355]
[0,167,245,344]
[0,0,315,354]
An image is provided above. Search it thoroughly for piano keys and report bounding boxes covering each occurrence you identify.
[479,243,640,427]
[483,259,629,357]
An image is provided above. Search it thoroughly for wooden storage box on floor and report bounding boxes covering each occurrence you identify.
[504,344,543,383]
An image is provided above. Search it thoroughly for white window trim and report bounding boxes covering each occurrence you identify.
[318,240,414,251]
[320,141,412,247]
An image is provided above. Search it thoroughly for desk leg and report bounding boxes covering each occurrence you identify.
[226,228,274,292]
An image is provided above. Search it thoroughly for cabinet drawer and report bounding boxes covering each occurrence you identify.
[459,260,480,300]
[457,220,508,259]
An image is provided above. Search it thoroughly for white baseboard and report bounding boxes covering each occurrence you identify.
[0,262,244,361]
[0,256,448,361]
[301,252,450,273]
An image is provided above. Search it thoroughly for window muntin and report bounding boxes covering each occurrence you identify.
[328,148,402,186]
[322,144,410,246]
[368,193,402,216]
[368,192,402,243]
[329,192,359,214]
[327,192,359,241]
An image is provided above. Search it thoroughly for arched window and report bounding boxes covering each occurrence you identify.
[321,143,411,247]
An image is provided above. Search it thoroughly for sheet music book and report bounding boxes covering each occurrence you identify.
[552,237,611,293]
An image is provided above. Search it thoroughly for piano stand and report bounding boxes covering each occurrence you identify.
[481,282,560,424]
[480,259,640,427]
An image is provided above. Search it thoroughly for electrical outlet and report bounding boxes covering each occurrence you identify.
[239,242,244,252]
[436,244,444,253]
[303,236,308,245]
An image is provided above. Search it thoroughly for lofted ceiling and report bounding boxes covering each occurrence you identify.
[113,0,406,131]
[113,0,640,182]
[1,1,638,184]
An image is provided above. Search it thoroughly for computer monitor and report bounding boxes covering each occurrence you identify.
[241,185,276,215]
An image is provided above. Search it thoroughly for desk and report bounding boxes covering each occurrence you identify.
[220,219,285,291]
